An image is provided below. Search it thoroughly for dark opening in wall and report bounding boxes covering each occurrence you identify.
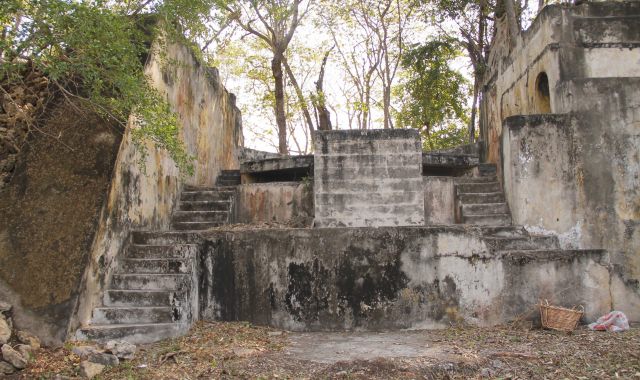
[535,72,551,113]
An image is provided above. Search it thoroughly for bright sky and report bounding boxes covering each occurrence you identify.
[214,2,541,154]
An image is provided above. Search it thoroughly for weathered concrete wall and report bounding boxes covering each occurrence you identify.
[71,41,243,336]
[502,77,640,320]
[423,177,455,225]
[199,227,611,331]
[234,182,314,224]
[314,130,424,227]
[481,1,640,164]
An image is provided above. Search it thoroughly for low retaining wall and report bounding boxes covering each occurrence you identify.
[233,182,313,224]
[199,227,610,331]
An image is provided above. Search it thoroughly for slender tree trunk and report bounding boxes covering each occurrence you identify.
[469,81,479,143]
[315,49,332,131]
[504,0,519,46]
[282,57,315,143]
[382,86,391,129]
[272,53,288,154]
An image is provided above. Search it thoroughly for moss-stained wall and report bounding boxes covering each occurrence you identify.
[200,227,611,330]
[0,103,122,345]
[70,40,243,337]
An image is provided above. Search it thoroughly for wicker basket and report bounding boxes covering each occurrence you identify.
[539,300,584,332]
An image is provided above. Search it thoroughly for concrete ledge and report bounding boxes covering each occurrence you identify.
[422,153,479,168]
[240,155,313,174]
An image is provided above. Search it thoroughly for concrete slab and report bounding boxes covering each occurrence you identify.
[283,331,446,364]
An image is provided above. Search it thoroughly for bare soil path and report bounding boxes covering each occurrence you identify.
[16,321,640,379]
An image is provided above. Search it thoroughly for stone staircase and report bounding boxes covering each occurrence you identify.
[455,163,512,226]
[77,171,239,343]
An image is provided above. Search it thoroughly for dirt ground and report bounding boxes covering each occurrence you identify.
[13,321,640,379]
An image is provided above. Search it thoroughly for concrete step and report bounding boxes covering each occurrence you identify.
[496,249,606,261]
[481,226,527,238]
[111,274,189,291]
[457,192,505,204]
[104,290,182,307]
[456,182,502,194]
[216,179,240,186]
[454,176,498,184]
[179,200,230,212]
[92,307,176,324]
[463,213,511,226]
[181,190,234,202]
[530,235,561,250]
[183,185,215,192]
[77,323,186,344]
[172,221,225,231]
[120,258,191,274]
[173,210,229,223]
[462,203,509,215]
[483,235,559,251]
[127,244,199,258]
[477,163,497,176]
[131,231,201,245]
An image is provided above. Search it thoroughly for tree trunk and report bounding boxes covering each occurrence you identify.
[469,80,479,143]
[382,86,391,129]
[282,57,315,143]
[503,0,519,47]
[315,49,333,131]
[272,53,288,154]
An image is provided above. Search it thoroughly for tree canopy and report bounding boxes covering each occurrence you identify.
[2,0,541,163]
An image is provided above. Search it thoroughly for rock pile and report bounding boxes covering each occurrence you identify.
[72,340,137,379]
[0,300,41,375]
[0,300,138,378]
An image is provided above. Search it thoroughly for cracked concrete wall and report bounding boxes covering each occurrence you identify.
[199,227,610,331]
[314,130,424,227]
[70,40,243,337]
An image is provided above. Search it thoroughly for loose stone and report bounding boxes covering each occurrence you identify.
[16,330,41,350]
[0,318,10,345]
[1,344,27,369]
[87,352,119,367]
[79,360,105,379]
[105,340,137,360]
[0,360,15,374]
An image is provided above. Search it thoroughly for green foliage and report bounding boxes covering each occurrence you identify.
[395,38,470,150]
[0,0,227,175]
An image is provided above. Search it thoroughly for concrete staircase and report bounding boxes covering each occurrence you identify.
[77,172,240,343]
[172,170,240,231]
[455,163,512,226]
[76,232,200,343]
